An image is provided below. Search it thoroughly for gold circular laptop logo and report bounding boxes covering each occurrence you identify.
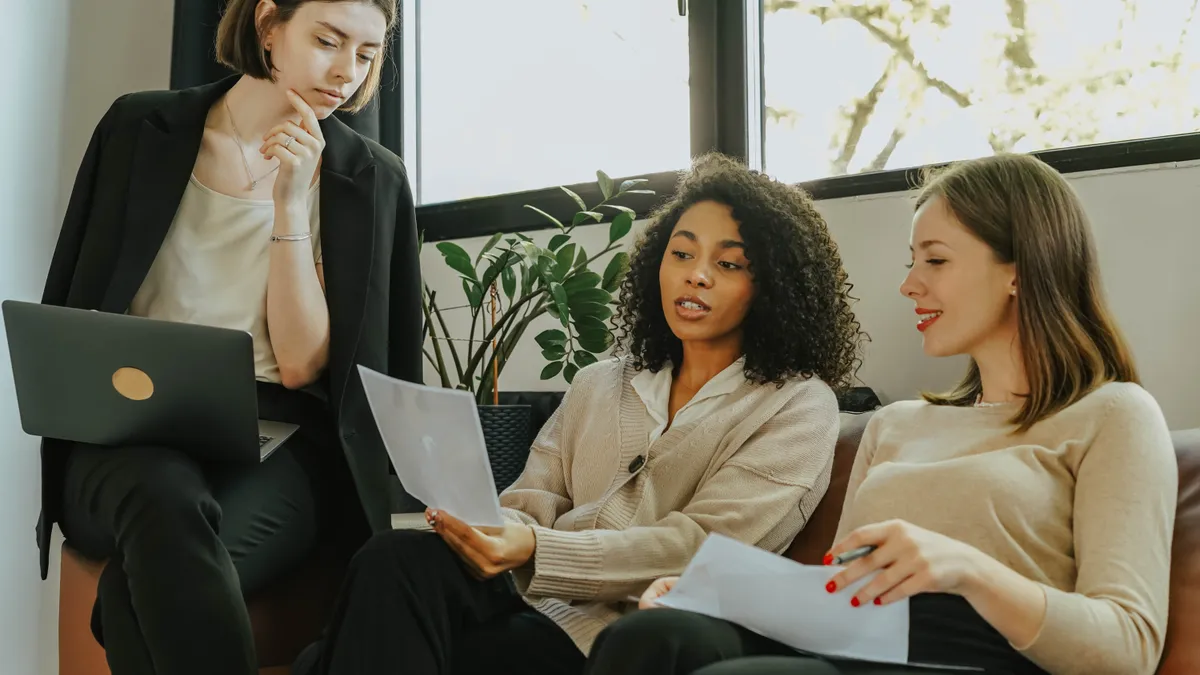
[112,367,153,401]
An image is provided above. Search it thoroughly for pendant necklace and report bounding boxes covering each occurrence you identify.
[224,97,279,191]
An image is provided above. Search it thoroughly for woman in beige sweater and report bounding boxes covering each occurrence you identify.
[589,154,1177,675]
[295,153,867,675]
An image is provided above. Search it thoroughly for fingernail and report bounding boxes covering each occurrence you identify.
[873,598,881,606]
[825,581,836,593]
[850,597,860,608]
[822,553,833,566]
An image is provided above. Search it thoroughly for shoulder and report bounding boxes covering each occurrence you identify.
[576,355,629,390]
[321,114,411,186]
[360,133,410,185]
[1077,381,1159,417]
[91,88,174,135]
[771,376,839,418]
[1079,381,1171,444]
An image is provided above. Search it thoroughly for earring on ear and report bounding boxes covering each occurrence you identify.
[1010,289,1017,296]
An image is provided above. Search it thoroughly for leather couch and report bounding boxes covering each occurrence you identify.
[59,411,1200,674]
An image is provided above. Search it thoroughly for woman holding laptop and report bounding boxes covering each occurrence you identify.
[38,1,420,674]
[586,154,1177,675]
[294,153,867,675]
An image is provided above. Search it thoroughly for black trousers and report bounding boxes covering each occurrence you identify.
[59,382,360,675]
[295,529,585,675]
[584,595,1049,675]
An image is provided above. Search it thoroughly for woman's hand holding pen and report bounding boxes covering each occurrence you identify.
[427,508,536,579]
[262,90,325,209]
[824,519,989,607]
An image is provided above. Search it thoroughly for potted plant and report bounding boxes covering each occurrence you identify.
[421,171,656,489]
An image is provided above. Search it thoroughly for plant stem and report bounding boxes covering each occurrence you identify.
[461,288,544,385]
[422,290,453,389]
[425,288,463,386]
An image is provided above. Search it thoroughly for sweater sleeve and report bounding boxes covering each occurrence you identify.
[520,380,840,603]
[1017,385,1177,675]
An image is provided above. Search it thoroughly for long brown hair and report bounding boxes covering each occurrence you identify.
[917,153,1138,430]
[215,0,396,113]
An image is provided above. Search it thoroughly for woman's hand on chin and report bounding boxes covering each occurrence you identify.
[261,89,325,209]
[427,508,536,579]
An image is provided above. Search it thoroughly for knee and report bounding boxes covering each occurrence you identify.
[115,458,218,534]
[349,529,452,575]
[594,608,710,656]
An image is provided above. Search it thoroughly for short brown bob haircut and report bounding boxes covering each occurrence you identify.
[215,0,397,113]
[917,153,1139,432]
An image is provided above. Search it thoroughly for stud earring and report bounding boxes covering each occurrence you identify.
[1010,289,1017,296]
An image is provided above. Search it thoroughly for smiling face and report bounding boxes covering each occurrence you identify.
[260,1,388,117]
[900,195,1018,358]
[658,200,756,350]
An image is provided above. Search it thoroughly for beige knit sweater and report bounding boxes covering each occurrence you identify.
[835,382,1178,675]
[499,356,840,654]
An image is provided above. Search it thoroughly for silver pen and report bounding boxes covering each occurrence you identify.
[831,545,876,566]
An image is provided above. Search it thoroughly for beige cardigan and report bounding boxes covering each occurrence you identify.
[499,356,841,653]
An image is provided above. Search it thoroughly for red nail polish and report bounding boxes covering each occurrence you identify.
[874,598,881,606]
[850,597,860,608]
[825,581,836,593]
[822,553,833,566]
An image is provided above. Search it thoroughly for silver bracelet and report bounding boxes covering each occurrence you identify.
[270,232,312,242]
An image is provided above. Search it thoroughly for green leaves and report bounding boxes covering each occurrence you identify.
[525,205,565,230]
[554,244,577,282]
[602,252,630,293]
[609,212,633,244]
[428,170,655,395]
[437,242,476,281]
[476,232,503,264]
[619,178,649,193]
[560,186,586,212]
[549,282,570,327]
[501,265,516,300]
[597,170,614,199]
[563,271,602,294]
[548,233,570,251]
[571,211,604,227]
[535,329,567,349]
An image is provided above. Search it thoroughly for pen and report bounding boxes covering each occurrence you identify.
[831,545,876,566]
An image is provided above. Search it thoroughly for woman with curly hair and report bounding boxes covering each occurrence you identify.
[294,153,865,675]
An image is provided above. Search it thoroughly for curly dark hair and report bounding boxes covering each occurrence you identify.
[614,153,866,392]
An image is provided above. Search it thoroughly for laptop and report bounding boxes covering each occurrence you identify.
[1,300,298,463]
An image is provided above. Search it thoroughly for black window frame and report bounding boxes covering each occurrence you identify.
[413,0,1200,243]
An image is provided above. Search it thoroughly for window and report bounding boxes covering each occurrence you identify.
[762,0,1200,185]
[407,0,691,205]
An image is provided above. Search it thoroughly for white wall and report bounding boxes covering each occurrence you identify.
[423,160,1200,431]
[0,1,173,672]
[1,4,70,672]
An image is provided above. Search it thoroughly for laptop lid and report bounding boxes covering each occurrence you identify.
[2,300,265,463]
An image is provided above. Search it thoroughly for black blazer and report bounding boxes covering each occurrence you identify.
[34,76,423,579]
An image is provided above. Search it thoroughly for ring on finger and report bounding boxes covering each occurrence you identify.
[283,135,295,150]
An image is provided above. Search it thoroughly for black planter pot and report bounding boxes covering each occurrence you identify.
[477,404,534,493]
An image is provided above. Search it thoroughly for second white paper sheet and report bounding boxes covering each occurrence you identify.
[657,533,910,666]
[357,365,505,528]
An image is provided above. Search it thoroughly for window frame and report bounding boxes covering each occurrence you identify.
[412,0,1200,244]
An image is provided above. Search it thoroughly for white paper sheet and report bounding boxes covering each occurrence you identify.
[357,365,505,528]
[657,533,912,666]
